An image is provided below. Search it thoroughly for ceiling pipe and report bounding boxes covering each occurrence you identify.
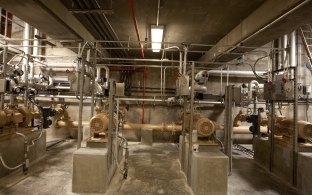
[129,0,146,124]
[129,0,144,59]
[156,0,161,26]
[212,0,310,61]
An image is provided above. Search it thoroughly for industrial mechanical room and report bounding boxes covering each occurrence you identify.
[0,0,312,195]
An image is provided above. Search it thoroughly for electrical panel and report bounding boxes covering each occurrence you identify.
[176,75,189,96]
[264,79,294,101]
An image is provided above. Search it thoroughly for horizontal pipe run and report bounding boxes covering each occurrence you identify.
[0,38,287,51]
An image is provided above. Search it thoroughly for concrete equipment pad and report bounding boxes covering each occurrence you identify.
[190,147,228,195]
[72,147,108,193]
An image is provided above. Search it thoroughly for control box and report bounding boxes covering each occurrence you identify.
[176,75,189,96]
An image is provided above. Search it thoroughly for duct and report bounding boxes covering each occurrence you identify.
[30,28,40,84]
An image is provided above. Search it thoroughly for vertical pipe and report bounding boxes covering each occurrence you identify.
[24,57,29,107]
[179,51,182,74]
[4,11,8,37]
[115,99,119,166]
[290,31,296,68]
[91,46,97,117]
[163,67,169,96]
[225,85,234,175]
[108,79,115,171]
[1,42,7,110]
[282,34,288,68]
[226,65,229,86]
[293,56,298,186]
[77,58,84,149]
[160,62,163,97]
[187,61,195,182]
[181,96,187,169]
[31,29,39,84]
[96,67,101,81]
[183,46,187,75]
[269,101,275,172]
[220,67,223,99]
[22,23,30,83]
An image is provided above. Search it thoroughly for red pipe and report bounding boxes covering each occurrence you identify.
[129,0,146,124]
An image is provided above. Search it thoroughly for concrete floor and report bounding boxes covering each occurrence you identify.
[0,140,302,195]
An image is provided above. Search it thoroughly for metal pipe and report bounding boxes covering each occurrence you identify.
[181,97,187,169]
[1,42,7,110]
[31,28,40,83]
[4,11,8,37]
[282,34,288,68]
[129,0,144,59]
[290,31,296,67]
[22,23,30,83]
[156,0,161,26]
[98,63,179,68]
[183,46,188,74]
[77,58,84,149]
[238,0,310,48]
[108,79,115,172]
[225,85,234,175]
[91,46,97,117]
[187,61,195,182]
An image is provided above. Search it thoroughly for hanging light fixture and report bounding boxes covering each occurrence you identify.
[151,25,164,52]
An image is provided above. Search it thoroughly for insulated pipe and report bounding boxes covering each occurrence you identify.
[183,46,188,75]
[31,28,40,84]
[22,23,30,83]
[91,46,97,117]
[187,69,266,78]
[123,123,182,132]
[179,51,183,74]
[290,31,296,67]
[282,34,288,68]
[233,126,267,134]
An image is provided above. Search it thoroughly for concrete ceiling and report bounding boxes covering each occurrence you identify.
[1,0,312,62]
[61,0,265,59]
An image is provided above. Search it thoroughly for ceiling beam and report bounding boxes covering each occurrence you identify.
[36,0,95,42]
[0,0,79,40]
[199,0,312,63]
